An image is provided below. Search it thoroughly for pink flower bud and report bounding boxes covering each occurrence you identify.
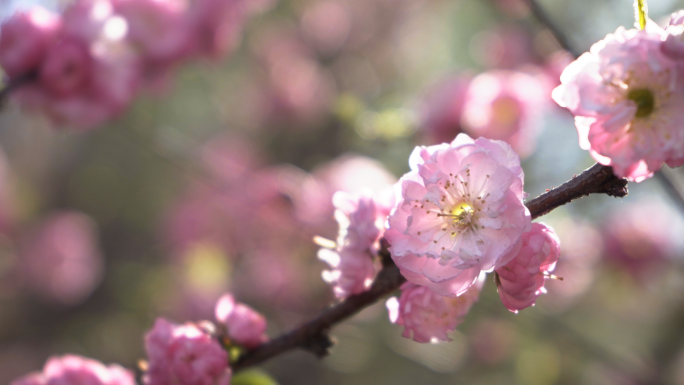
[386,274,484,343]
[495,222,560,312]
[11,355,135,385]
[0,7,61,78]
[215,294,268,348]
[144,318,231,385]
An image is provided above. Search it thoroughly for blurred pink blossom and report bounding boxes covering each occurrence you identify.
[0,7,61,79]
[11,355,135,385]
[318,190,393,298]
[461,70,548,158]
[112,0,190,88]
[495,222,560,313]
[386,274,484,343]
[8,1,139,130]
[386,134,531,297]
[470,27,535,69]
[553,25,684,182]
[419,75,470,144]
[144,318,231,385]
[21,211,103,306]
[301,1,352,54]
[601,202,678,281]
[215,294,268,348]
[186,0,245,59]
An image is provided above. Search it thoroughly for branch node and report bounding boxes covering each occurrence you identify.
[300,331,334,358]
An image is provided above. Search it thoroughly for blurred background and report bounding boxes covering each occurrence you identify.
[2,0,684,384]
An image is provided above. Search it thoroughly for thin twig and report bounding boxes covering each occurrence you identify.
[232,163,628,372]
[524,0,579,57]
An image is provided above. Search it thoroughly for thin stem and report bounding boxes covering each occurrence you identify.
[524,0,579,57]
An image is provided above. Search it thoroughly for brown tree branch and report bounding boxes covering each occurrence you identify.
[232,162,628,372]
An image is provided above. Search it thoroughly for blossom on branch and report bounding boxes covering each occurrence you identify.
[317,190,393,298]
[494,222,560,313]
[144,318,232,385]
[552,24,684,182]
[385,134,531,297]
[215,293,268,348]
[385,273,484,343]
[11,355,135,385]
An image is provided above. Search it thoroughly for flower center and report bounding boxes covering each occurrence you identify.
[439,202,475,229]
[627,88,655,118]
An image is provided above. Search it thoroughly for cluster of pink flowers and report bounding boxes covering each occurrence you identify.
[0,0,256,129]
[317,190,393,298]
[143,293,267,384]
[11,355,135,385]
[553,14,684,182]
[383,134,562,341]
[11,292,269,384]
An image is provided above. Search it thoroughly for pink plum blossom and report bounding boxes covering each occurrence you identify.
[318,190,393,298]
[552,25,684,182]
[21,211,103,306]
[9,1,139,130]
[215,294,268,348]
[385,273,484,343]
[385,134,531,297]
[495,222,560,313]
[0,7,61,79]
[318,246,376,298]
[661,11,684,60]
[461,70,549,158]
[186,0,245,59]
[144,318,231,385]
[10,355,135,385]
[112,0,190,88]
[601,201,679,281]
[419,75,470,144]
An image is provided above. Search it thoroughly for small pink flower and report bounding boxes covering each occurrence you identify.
[552,25,684,182]
[318,247,376,298]
[385,133,531,297]
[11,354,135,385]
[317,190,394,298]
[144,318,231,385]
[461,70,548,158]
[0,7,61,79]
[386,274,484,343]
[495,222,560,313]
[9,0,139,130]
[21,211,103,306]
[186,0,245,59]
[215,294,268,348]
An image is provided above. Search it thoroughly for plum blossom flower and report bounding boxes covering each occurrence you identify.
[317,190,393,298]
[10,355,135,385]
[112,0,190,88]
[0,7,61,79]
[461,70,549,158]
[495,222,560,313]
[385,134,531,297]
[144,318,231,385]
[7,1,139,130]
[385,273,484,343]
[552,25,684,182]
[21,211,103,306]
[215,293,268,348]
